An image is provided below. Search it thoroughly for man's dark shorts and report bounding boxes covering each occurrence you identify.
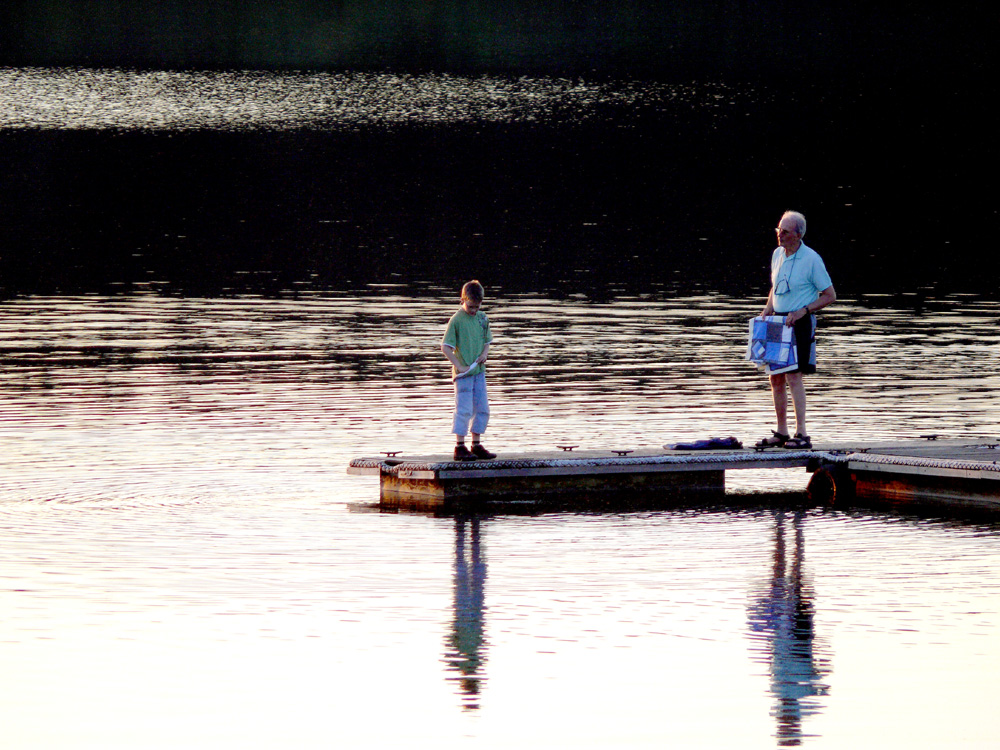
[775,311,817,375]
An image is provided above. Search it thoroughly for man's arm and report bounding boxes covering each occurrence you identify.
[761,288,776,317]
[785,285,836,326]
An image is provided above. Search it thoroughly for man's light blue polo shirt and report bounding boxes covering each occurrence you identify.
[770,243,833,314]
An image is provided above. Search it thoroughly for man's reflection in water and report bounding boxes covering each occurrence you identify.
[443,517,487,710]
[747,509,830,746]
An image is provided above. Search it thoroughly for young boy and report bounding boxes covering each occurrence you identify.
[441,280,496,461]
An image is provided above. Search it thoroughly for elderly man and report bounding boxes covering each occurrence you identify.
[756,211,836,450]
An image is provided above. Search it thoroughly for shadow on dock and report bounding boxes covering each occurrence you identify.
[352,488,818,517]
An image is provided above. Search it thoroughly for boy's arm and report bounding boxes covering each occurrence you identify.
[441,343,468,373]
[475,342,490,365]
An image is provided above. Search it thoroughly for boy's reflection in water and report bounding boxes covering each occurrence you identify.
[443,517,488,709]
[747,509,830,746]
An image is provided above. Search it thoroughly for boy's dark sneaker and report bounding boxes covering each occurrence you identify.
[454,444,477,461]
[470,444,497,460]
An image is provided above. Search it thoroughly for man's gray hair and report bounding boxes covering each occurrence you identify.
[781,210,807,236]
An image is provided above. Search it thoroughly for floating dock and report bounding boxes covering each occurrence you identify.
[348,439,1000,512]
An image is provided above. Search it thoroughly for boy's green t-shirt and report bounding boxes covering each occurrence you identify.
[442,307,493,378]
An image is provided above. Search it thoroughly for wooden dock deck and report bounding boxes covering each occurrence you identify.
[348,438,1000,511]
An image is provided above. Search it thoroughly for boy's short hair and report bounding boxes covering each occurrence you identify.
[461,280,485,302]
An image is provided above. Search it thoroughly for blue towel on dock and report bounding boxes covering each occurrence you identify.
[668,436,743,450]
[745,316,798,374]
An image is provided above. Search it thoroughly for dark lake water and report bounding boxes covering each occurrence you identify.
[1,69,999,748]
[1,67,995,298]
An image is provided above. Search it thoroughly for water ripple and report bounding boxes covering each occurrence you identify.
[0,67,763,131]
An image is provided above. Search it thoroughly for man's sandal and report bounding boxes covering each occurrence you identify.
[755,431,790,448]
[783,434,812,449]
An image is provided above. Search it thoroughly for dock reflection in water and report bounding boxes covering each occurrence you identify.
[747,510,829,746]
[444,517,488,709]
[443,507,833,742]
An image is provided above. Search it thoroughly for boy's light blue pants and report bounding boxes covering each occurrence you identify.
[453,372,490,436]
